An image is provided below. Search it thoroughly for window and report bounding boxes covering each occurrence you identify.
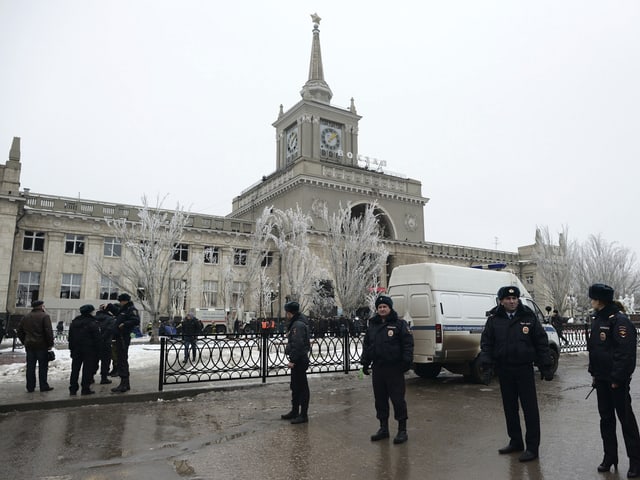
[171,279,188,312]
[202,280,218,307]
[23,231,44,252]
[16,271,40,307]
[233,248,248,266]
[525,275,534,285]
[64,234,85,255]
[100,275,119,300]
[104,237,121,257]
[232,281,245,307]
[204,246,219,264]
[137,285,146,301]
[60,273,82,299]
[173,243,189,262]
[261,251,273,267]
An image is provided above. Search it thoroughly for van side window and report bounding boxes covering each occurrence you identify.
[409,294,431,319]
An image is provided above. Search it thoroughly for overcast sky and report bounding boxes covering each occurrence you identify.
[1,1,639,258]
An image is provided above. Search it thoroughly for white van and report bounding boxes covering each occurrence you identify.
[387,263,560,383]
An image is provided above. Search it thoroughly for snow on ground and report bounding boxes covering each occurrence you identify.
[0,337,161,384]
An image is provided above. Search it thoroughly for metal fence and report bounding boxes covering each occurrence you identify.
[158,331,363,391]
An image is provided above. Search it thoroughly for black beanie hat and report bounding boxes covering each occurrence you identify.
[588,283,615,303]
[284,301,300,313]
[80,304,95,315]
[375,295,393,309]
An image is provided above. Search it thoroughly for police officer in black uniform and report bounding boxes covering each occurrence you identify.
[94,303,117,384]
[280,301,311,424]
[479,286,553,462]
[360,295,414,444]
[111,293,140,393]
[587,283,640,477]
[68,304,100,395]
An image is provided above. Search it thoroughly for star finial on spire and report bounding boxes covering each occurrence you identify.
[311,13,321,25]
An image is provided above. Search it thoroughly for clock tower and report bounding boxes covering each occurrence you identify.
[230,14,428,244]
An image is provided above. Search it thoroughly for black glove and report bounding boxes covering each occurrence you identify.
[362,366,370,376]
[540,368,554,381]
[481,365,493,386]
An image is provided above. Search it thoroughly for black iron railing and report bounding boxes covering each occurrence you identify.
[159,331,362,391]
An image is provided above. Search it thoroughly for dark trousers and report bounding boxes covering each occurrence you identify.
[114,335,131,379]
[183,338,197,361]
[595,379,640,465]
[372,364,408,421]
[70,354,96,392]
[25,348,49,391]
[98,343,111,377]
[498,364,540,453]
[290,357,310,416]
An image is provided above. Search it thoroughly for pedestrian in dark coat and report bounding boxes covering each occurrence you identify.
[280,301,311,424]
[111,293,140,393]
[68,304,101,395]
[176,313,203,362]
[587,283,640,477]
[17,300,54,392]
[479,286,553,462]
[94,304,117,384]
[360,295,414,444]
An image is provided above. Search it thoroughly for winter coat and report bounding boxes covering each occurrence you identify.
[177,316,203,339]
[17,307,54,350]
[95,310,116,344]
[113,301,140,338]
[285,312,311,363]
[360,310,414,371]
[68,313,101,359]
[479,302,551,369]
[588,303,637,384]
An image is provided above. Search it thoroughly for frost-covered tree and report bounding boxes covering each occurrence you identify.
[96,195,190,340]
[322,202,388,318]
[532,225,574,313]
[252,206,325,315]
[572,233,640,311]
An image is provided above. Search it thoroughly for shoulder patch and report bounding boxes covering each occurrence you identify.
[618,324,629,338]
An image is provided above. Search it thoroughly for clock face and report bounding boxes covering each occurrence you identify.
[286,127,299,160]
[320,124,342,151]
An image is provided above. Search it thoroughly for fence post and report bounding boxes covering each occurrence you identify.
[343,329,350,374]
[261,331,268,383]
[158,337,165,392]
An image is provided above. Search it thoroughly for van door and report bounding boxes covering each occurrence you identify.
[390,284,436,363]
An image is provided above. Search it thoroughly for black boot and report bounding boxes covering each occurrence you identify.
[393,420,408,444]
[371,419,390,441]
[100,376,112,385]
[281,410,299,420]
[111,378,130,393]
[291,414,309,424]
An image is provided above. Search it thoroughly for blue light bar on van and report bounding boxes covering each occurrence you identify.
[470,263,507,270]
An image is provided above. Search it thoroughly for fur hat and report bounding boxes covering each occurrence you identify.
[375,295,393,309]
[497,286,520,300]
[588,283,615,303]
[79,304,95,315]
[117,293,131,302]
[284,301,300,313]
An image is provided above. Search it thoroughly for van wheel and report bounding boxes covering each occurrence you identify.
[414,363,442,379]
[215,324,227,334]
[549,347,559,374]
[203,325,214,335]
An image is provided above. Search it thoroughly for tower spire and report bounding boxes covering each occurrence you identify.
[300,13,333,104]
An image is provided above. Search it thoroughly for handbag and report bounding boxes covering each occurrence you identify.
[47,350,56,361]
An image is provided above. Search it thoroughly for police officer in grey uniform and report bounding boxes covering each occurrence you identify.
[479,286,553,462]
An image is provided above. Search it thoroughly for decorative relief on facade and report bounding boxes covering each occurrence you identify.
[311,198,327,218]
[405,214,417,232]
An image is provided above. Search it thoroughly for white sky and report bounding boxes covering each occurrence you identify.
[1,1,639,257]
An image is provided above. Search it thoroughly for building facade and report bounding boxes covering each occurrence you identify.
[0,17,543,330]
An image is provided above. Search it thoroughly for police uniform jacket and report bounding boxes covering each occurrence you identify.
[588,303,636,384]
[68,313,101,358]
[285,312,310,363]
[113,301,140,338]
[480,303,551,368]
[17,308,54,350]
[361,310,414,371]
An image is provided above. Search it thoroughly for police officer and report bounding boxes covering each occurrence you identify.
[360,295,414,444]
[94,304,117,384]
[68,304,101,395]
[111,293,140,393]
[479,286,553,462]
[280,301,311,424]
[587,283,640,477]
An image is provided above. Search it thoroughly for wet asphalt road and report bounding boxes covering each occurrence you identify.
[0,352,636,480]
